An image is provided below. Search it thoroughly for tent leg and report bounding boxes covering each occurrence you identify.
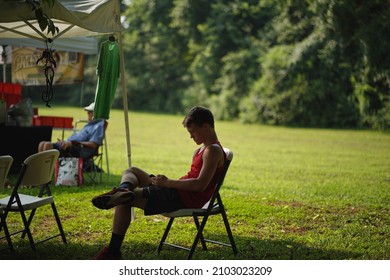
[117,30,135,221]
[117,31,131,167]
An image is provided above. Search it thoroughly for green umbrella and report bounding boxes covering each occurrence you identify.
[93,36,120,119]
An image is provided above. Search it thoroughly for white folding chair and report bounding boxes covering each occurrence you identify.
[0,150,67,251]
[0,155,13,191]
[157,148,238,259]
[0,155,14,251]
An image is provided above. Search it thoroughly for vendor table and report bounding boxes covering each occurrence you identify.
[0,125,52,174]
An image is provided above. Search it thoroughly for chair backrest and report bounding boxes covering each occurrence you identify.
[0,155,13,190]
[100,119,108,149]
[19,149,60,186]
[102,119,108,131]
[99,118,108,141]
[209,147,233,203]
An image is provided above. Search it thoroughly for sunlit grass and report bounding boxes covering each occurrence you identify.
[1,105,389,259]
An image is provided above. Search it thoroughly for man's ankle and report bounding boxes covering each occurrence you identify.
[119,181,134,190]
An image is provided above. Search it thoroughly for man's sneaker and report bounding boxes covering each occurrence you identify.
[93,246,122,260]
[92,188,134,209]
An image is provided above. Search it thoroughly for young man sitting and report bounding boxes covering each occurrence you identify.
[92,106,226,259]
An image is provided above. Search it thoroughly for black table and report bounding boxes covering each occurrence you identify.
[0,125,52,174]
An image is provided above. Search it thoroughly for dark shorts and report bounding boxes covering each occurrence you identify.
[53,143,97,158]
[142,186,185,216]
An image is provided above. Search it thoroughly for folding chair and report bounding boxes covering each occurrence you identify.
[1,205,14,251]
[74,119,109,184]
[0,155,13,191]
[0,155,14,251]
[157,148,238,259]
[0,150,67,251]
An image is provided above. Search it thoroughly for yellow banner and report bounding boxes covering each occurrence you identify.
[11,47,84,85]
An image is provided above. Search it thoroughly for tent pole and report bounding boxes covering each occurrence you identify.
[118,29,135,220]
[80,81,84,108]
[117,30,131,167]
[1,46,5,82]
[2,63,5,82]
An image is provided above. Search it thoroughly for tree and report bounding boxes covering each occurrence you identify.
[122,0,189,112]
[120,0,390,129]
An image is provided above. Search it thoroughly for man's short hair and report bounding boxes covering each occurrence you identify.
[182,106,215,128]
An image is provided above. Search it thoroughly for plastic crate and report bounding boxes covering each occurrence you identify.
[53,116,73,128]
[33,116,73,128]
[0,82,22,109]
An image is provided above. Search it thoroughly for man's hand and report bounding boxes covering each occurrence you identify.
[151,174,169,187]
[58,140,72,150]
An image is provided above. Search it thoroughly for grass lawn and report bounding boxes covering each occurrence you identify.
[1,105,389,260]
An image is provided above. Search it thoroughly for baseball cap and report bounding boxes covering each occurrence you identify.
[84,102,95,112]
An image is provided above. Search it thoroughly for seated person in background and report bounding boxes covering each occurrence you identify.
[38,102,104,159]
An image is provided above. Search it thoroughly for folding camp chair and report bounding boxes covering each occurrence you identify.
[0,150,67,251]
[73,119,109,184]
[157,148,238,259]
[0,155,14,251]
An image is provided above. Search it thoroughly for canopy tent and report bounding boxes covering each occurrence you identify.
[0,0,132,166]
[0,0,121,38]
[1,37,99,55]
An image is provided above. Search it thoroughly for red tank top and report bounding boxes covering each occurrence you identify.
[178,142,225,208]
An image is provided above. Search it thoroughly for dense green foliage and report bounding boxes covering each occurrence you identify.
[16,0,390,130]
[120,0,389,129]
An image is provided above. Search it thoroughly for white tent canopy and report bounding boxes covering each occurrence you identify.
[0,0,122,39]
[0,0,132,166]
[1,37,99,54]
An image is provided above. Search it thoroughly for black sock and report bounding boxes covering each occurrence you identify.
[108,232,125,254]
[119,181,134,190]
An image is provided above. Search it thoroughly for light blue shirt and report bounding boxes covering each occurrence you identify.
[68,119,105,145]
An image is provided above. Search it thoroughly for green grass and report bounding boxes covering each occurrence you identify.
[1,105,390,259]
